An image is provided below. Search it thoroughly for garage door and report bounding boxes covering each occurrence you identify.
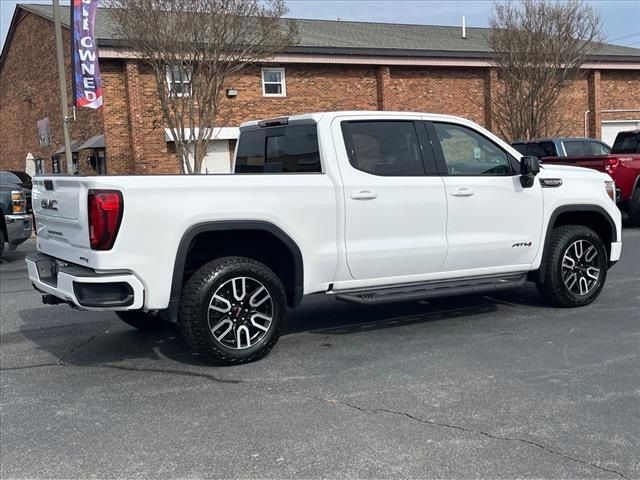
[602,120,640,147]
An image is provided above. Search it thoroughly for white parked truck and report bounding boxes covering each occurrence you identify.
[28,112,622,364]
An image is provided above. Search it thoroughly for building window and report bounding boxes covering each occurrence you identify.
[261,68,286,97]
[166,65,192,97]
[51,156,60,173]
[35,159,43,175]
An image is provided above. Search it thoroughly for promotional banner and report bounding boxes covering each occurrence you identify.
[72,0,103,109]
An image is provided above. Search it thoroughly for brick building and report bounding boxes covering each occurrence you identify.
[1,3,639,175]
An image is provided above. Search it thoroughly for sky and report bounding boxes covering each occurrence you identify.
[1,0,639,52]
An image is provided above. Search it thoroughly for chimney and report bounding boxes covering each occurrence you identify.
[462,16,467,39]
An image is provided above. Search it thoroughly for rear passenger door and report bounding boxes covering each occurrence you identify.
[334,117,448,280]
[427,121,543,273]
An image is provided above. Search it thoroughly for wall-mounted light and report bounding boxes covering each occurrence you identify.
[226,88,238,97]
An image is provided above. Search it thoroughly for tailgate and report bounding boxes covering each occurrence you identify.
[33,176,91,257]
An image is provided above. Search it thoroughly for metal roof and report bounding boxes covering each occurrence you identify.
[16,3,640,61]
[78,134,105,150]
[53,140,82,155]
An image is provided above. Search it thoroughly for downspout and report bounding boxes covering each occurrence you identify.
[584,108,640,137]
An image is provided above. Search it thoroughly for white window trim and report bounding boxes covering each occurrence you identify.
[166,65,192,97]
[261,67,286,97]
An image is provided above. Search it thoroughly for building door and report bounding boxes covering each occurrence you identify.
[202,140,231,173]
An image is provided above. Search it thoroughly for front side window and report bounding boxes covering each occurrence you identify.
[563,141,587,156]
[261,68,286,97]
[235,125,320,173]
[433,123,512,176]
[166,65,192,97]
[342,121,425,176]
[585,141,611,155]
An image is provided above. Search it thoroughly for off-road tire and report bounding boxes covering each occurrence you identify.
[116,310,168,330]
[179,256,286,365]
[536,225,608,307]
[628,187,640,227]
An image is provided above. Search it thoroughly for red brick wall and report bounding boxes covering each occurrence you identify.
[2,10,639,176]
[0,12,104,174]
[386,67,486,126]
[600,71,640,122]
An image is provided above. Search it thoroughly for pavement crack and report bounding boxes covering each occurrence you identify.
[317,397,629,480]
[0,361,242,384]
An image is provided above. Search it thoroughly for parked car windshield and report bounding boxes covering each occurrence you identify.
[0,171,23,185]
[10,171,32,184]
[612,132,640,154]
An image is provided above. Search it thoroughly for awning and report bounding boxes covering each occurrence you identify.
[78,134,105,150]
[164,127,240,142]
[53,140,82,155]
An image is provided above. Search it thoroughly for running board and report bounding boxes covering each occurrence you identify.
[334,273,528,305]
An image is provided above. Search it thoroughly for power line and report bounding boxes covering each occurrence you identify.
[608,31,640,42]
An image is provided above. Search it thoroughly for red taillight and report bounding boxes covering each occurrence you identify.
[88,190,123,250]
[605,157,620,176]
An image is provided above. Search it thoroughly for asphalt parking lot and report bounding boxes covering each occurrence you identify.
[1,229,639,479]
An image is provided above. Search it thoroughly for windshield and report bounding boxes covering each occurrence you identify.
[0,171,23,185]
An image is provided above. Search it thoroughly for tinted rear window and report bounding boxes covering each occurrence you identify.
[564,141,587,156]
[512,142,555,158]
[235,125,321,173]
[612,132,640,154]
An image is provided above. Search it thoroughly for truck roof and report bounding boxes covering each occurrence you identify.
[239,111,473,131]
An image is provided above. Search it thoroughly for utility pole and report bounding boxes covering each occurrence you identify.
[53,0,74,173]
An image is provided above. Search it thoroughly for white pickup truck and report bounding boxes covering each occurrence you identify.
[28,111,622,365]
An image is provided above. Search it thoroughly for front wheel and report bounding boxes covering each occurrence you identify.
[536,225,608,307]
[179,257,286,365]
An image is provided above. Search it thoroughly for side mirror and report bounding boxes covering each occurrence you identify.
[520,156,540,188]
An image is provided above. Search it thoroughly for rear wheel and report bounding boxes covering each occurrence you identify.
[116,310,168,330]
[179,256,286,365]
[628,187,640,227]
[536,225,608,307]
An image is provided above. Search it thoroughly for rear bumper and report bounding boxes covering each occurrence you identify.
[26,253,145,311]
[5,214,32,248]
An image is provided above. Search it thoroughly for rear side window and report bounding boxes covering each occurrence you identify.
[511,143,527,155]
[524,142,556,158]
[235,125,321,173]
[612,132,640,154]
[342,121,425,176]
[563,141,587,156]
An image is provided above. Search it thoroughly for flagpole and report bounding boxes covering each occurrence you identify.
[53,0,74,173]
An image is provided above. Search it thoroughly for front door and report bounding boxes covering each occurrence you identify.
[334,117,448,280]
[427,121,544,273]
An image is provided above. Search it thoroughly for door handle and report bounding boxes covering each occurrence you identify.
[451,187,474,197]
[350,190,378,200]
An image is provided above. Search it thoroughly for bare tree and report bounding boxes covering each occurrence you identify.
[488,0,604,141]
[106,0,296,174]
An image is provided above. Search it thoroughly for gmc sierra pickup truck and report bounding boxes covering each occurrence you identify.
[27,112,622,365]
[540,130,640,226]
